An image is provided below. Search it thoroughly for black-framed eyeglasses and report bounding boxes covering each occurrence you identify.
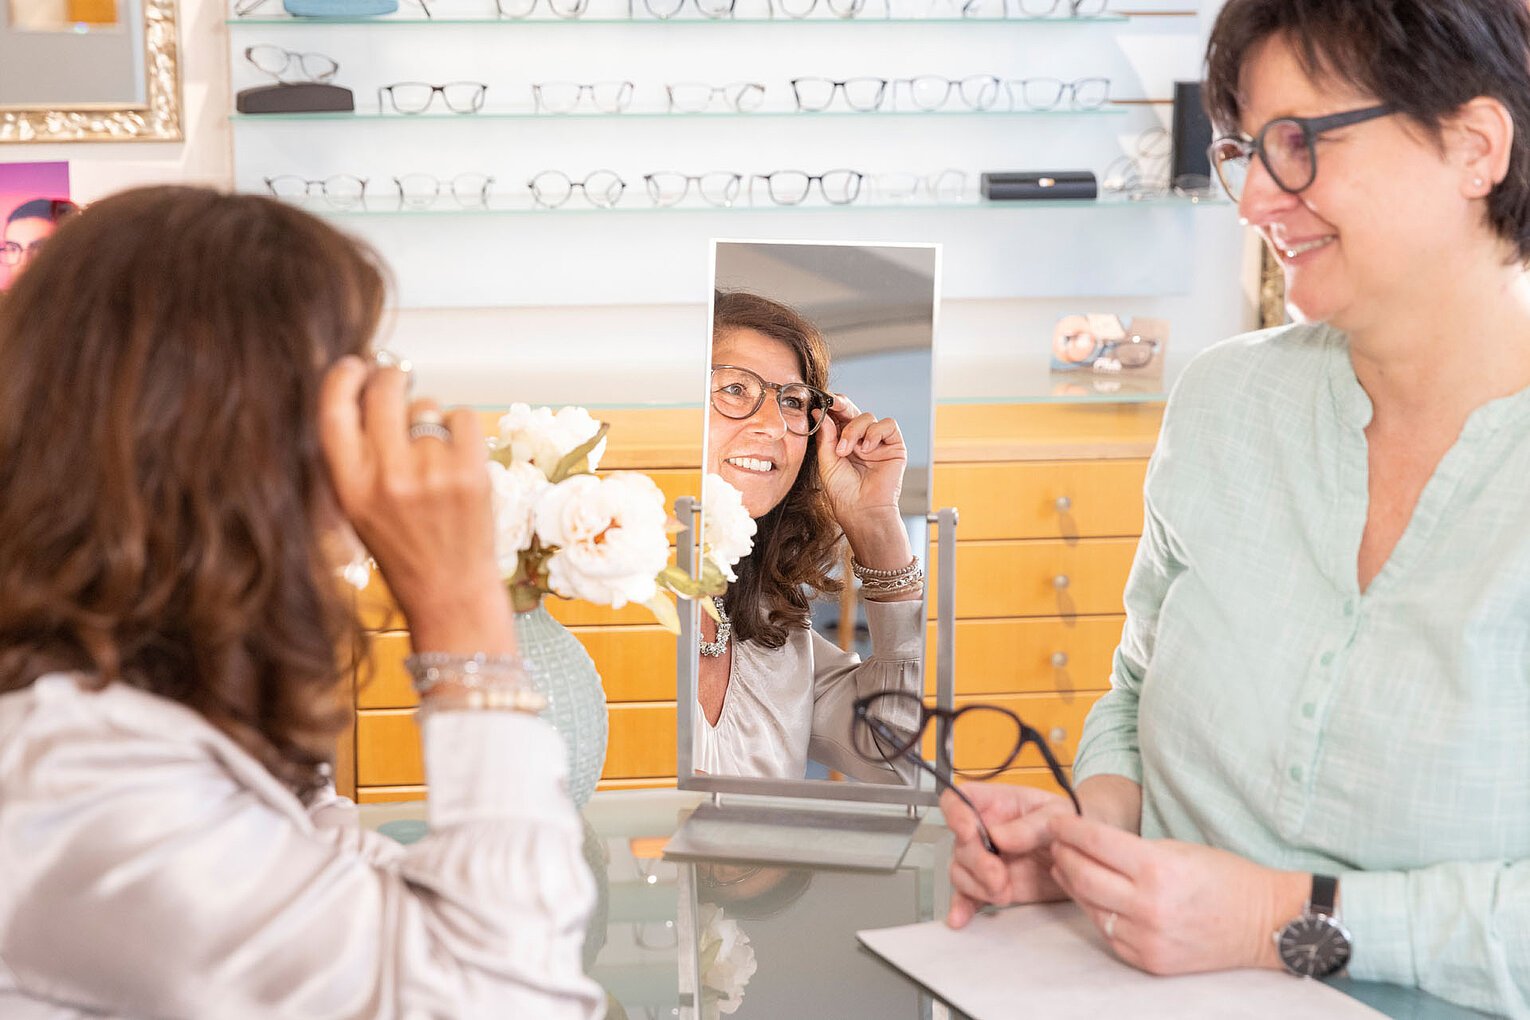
[378,81,487,115]
[1209,103,1394,203]
[852,691,1082,855]
[749,169,864,206]
[790,77,888,113]
[710,364,834,436]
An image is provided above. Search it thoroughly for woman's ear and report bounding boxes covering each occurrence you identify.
[1446,95,1514,198]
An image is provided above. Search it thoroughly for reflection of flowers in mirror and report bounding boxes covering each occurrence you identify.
[698,903,758,1019]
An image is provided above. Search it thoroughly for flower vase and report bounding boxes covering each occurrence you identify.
[513,601,608,808]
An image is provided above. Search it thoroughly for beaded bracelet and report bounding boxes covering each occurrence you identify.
[403,652,547,714]
[851,555,921,582]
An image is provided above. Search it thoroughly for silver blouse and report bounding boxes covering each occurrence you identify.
[692,598,924,783]
[0,673,604,1020]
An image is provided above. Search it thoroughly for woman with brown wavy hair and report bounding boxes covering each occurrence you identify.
[0,186,602,1018]
[695,291,923,782]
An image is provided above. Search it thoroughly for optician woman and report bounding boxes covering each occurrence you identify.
[0,187,602,1018]
[693,291,924,782]
[944,1,1530,1015]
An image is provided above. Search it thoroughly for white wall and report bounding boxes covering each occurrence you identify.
[3,0,1257,407]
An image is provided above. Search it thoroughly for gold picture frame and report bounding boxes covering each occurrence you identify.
[0,0,182,143]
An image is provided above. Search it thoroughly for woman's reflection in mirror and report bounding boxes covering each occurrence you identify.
[693,291,924,782]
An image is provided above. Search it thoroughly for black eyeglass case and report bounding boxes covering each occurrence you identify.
[237,83,355,115]
[981,170,1097,201]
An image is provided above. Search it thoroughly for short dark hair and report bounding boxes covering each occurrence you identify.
[712,290,843,649]
[6,197,78,225]
[1205,0,1530,262]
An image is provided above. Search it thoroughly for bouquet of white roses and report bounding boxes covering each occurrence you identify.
[487,404,755,629]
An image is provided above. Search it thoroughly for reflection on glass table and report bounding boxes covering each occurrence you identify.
[362,791,1498,1020]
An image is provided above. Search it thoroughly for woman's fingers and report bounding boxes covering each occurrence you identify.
[318,355,374,513]
[835,411,878,456]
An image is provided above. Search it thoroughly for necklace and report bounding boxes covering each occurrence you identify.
[699,595,731,657]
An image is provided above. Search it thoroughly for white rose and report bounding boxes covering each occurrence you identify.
[496,403,607,475]
[701,474,757,582]
[534,472,670,608]
[487,460,550,576]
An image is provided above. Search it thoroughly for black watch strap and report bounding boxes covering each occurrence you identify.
[1310,873,1338,916]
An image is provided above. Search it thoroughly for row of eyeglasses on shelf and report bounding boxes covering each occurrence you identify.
[236,0,1108,20]
[243,49,1112,113]
[262,168,971,208]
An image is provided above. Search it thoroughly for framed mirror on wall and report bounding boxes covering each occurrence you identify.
[667,238,950,870]
[0,0,181,142]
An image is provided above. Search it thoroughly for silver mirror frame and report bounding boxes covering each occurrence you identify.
[0,0,182,143]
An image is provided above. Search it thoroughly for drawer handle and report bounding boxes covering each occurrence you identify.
[1052,574,1070,591]
[1051,651,1069,669]
[1054,495,1073,513]
[1048,727,1067,745]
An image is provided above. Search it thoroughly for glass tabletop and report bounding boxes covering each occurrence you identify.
[361,791,1498,1019]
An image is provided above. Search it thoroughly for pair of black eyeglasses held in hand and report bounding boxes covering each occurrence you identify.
[852,691,1082,855]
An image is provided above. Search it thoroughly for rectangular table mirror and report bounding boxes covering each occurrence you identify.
[668,239,948,869]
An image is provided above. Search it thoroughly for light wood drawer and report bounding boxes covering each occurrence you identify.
[930,538,1138,619]
[358,627,677,709]
[357,786,426,804]
[933,460,1146,541]
[474,408,704,470]
[919,691,1103,771]
[356,702,677,787]
[925,616,1125,696]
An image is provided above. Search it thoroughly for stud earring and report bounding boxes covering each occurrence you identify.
[1473,177,1485,189]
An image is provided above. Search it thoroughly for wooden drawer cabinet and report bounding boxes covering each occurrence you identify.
[341,402,1160,803]
[920,692,1102,771]
[933,460,1147,541]
[930,538,1139,619]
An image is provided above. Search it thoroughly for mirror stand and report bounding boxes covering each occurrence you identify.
[665,500,959,871]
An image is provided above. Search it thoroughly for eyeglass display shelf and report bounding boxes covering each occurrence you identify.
[279,195,1221,216]
[225,12,1126,24]
[229,107,1129,122]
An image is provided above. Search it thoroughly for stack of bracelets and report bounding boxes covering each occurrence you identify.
[851,555,925,601]
[404,652,548,717]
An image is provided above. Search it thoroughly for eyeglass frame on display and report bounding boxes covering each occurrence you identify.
[494,0,587,17]
[709,364,835,436]
[635,0,736,18]
[243,45,338,85]
[531,80,636,114]
[377,81,488,116]
[960,0,1105,16]
[851,691,1083,856]
[527,169,628,208]
[894,74,1002,112]
[1003,75,1111,111]
[748,168,866,205]
[664,81,767,113]
[774,0,868,18]
[1208,103,1394,203]
[790,76,889,112]
[642,171,745,207]
[263,174,369,209]
[389,173,495,210]
[867,168,968,203]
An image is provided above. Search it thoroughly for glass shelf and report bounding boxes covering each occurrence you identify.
[939,355,1180,405]
[274,195,1221,216]
[225,13,1126,24]
[229,107,1129,122]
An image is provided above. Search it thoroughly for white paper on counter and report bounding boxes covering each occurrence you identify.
[857,901,1388,1020]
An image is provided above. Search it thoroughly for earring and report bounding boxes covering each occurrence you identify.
[1474,177,1485,188]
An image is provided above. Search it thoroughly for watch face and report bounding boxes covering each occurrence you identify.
[1278,915,1353,978]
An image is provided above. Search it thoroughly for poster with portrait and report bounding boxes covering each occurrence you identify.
[0,161,72,291]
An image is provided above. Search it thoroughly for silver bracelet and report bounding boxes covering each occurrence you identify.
[857,567,925,593]
[851,555,921,582]
[403,652,546,712]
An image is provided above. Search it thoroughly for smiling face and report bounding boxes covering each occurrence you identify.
[708,327,811,519]
[1235,35,1474,334]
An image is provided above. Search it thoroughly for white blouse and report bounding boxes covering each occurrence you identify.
[692,598,924,783]
[0,673,604,1020]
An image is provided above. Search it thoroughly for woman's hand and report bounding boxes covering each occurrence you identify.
[1046,813,1310,975]
[318,357,514,656]
[944,783,1076,928]
[815,394,912,570]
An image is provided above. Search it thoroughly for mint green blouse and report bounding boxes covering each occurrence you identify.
[1073,322,1530,1018]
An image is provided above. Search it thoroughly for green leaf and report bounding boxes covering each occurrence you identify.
[644,592,681,634]
[547,422,610,484]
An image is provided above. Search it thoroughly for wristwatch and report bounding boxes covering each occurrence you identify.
[1275,874,1352,978]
